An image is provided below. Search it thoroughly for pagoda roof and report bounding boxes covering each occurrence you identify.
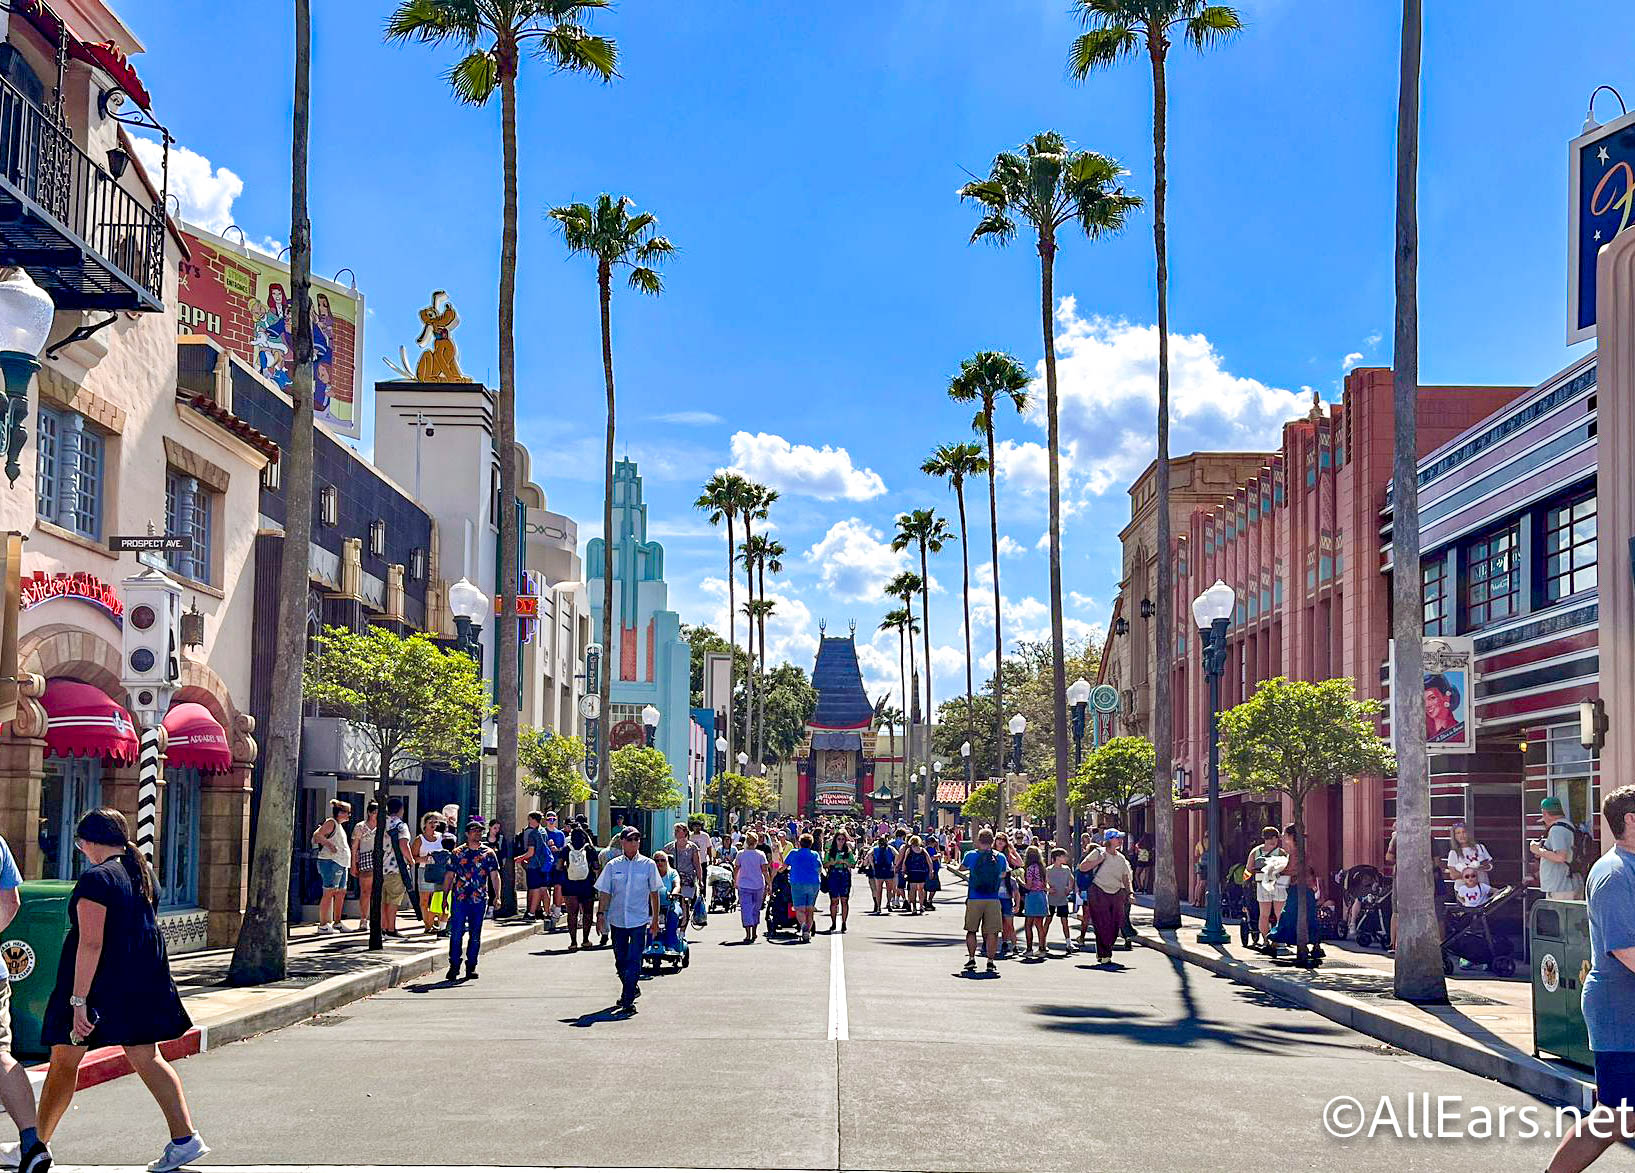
[809,635,874,730]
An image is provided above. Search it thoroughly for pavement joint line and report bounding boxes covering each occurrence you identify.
[826,927,848,1042]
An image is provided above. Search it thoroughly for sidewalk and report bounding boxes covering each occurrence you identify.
[39,917,539,1090]
[1127,895,1592,1108]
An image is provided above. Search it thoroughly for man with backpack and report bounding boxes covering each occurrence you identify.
[520,812,557,925]
[1532,796,1584,900]
[962,828,1005,977]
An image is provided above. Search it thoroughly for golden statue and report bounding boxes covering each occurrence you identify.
[383,290,473,382]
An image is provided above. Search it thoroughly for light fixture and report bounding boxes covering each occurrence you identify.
[1067,677,1092,707]
[1139,598,1155,619]
[641,704,661,729]
[716,735,727,752]
[105,146,130,180]
[737,751,749,767]
[448,577,490,623]
[1008,713,1027,736]
[918,765,927,776]
[1191,578,1236,629]
[1114,617,1129,636]
[933,759,943,772]
[0,267,54,486]
[960,741,971,759]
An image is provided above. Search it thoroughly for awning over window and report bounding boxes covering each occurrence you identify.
[162,702,231,773]
[42,679,139,763]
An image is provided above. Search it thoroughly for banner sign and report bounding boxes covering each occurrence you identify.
[19,571,123,621]
[1389,637,1476,754]
[1569,109,1635,343]
[175,222,366,437]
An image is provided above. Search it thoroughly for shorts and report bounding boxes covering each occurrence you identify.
[417,878,439,895]
[964,898,1001,936]
[381,870,407,906]
[1049,904,1070,919]
[1000,896,1014,919]
[790,883,820,910]
[525,868,551,891]
[1595,1051,1635,1113]
[317,860,346,890]
[825,867,852,898]
[1256,881,1287,904]
[1023,890,1049,918]
[679,878,698,901]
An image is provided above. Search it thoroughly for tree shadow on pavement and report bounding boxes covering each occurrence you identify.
[876,936,970,948]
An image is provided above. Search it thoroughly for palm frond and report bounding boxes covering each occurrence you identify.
[968,210,1016,246]
[1184,5,1243,50]
[527,25,619,78]
[447,49,500,105]
[627,266,663,296]
[1066,26,1139,79]
[385,0,482,46]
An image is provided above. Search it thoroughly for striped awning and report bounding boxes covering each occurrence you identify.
[42,679,139,764]
[162,702,232,773]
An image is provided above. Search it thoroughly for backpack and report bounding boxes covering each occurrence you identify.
[1570,826,1600,882]
[566,844,590,882]
[969,849,1003,896]
[422,849,449,888]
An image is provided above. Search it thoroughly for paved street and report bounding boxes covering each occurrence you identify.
[44,892,1608,1173]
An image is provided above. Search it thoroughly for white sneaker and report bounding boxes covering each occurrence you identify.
[148,1134,209,1172]
[318,923,335,936]
[0,1140,20,1168]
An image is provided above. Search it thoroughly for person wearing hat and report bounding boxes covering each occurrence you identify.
[441,818,499,982]
[594,828,662,1013]
[1078,828,1134,964]
[1532,796,1581,900]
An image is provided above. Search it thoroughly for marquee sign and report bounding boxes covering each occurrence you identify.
[19,571,124,621]
[1569,108,1635,343]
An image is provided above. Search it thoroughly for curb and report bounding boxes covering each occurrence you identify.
[1130,928,1593,1109]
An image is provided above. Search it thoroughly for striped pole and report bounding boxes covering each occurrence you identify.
[136,724,162,861]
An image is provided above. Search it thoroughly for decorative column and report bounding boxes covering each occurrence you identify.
[136,724,163,859]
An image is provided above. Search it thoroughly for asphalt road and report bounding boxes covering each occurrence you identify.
[44,889,1626,1172]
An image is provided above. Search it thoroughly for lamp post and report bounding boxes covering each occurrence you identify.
[0,267,54,487]
[1192,578,1235,947]
[642,703,660,748]
[960,740,972,820]
[1005,713,1025,831]
[917,765,927,830]
[448,578,491,820]
[1068,677,1091,844]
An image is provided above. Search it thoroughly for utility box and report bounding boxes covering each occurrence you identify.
[3,881,73,1059]
[1531,898,1593,1071]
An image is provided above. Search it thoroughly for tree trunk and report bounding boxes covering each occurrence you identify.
[740,518,756,763]
[1037,230,1070,845]
[918,547,934,827]
[1390,0,1445,1004]
[596,259,616,844]
[757,559,769,765]
[493,65,522,917]
[897,623,908,796]
[905,600,918,818]
[1148,42,1181,932]
[955,481,976,761]
[228,0,313,984]
[724,514,737,782]
[1291,789,1312,967]
[983,416,1005,779]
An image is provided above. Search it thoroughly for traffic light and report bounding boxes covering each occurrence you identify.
[121,567,181,724]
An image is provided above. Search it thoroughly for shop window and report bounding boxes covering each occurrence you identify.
[1546,724,1597,833]
[1463,521,1521,629]
[164,471,215,584]
[35,407,104,540]
[39,756,102,880]
[1423,558,1448,636]
[1543,493,1596,603]
[158,767,201,909]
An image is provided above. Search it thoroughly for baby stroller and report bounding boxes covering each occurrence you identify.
[1349,872,1393,950]
[765,868,797,938]
[707,865,737,914]
[1441,884,1520,977]
[1337,865,1384,941]
[1224,864,1257,946]
[643,891,690,972]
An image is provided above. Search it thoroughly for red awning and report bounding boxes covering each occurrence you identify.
[17,2,153,111]
[162,702,231,773]
[41,679,139,764]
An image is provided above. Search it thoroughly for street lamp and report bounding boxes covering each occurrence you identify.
[1004,713,1026,832]
[641,703,661,748]
[1192,578,1235,947]
[737,751,749,771]
[0,267,53,487]
[960,739,972,783]
[1068,676,1092,846]
[447,577,490,823]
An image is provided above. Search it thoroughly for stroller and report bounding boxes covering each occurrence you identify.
[1348,870,1393,950]
[707,865,737,914]
[1441,884,1521,977]
[765,868,798,938]
[1224,863,1257,946]
[643,888,690,972]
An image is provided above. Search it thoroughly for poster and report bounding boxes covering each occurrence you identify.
[1389,637,1476,754]
[174,222,365,438]
[1568,108,1635,343]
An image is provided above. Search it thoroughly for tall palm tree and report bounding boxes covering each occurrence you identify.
[753,536,785,761]
[885,571,924,810]
[960,132,1139,843]
[1068,0,1239,929]
[388,0,617,912]
[745,595,777,764]
[230,0,319,981]
[549,194,674,842]
[875,699,905,791]
[948,351,1030,779]
[1389,0,1443,1004]
[737,483,776,763]
[892,510,951,825]
[921,442,989,770]
[697,471,751,784]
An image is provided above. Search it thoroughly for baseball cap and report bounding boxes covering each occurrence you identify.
[620,826,642,841]
[545,811,558,820]
[465,817,485,831]
[1104,828,1125,842]
[1540,796,1564,814]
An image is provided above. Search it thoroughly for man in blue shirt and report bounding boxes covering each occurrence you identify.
[962,828,1005,977]
[783,834,823,943]
[594,828,662,1013]
[0,834,50,1173]
[1551,785,1635,1172]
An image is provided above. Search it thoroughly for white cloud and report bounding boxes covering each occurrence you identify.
[696,576,817,670]
[652,410,722,426]
[1341,351,1364,371]
[1069,590,1098,612]
[805,519,907,602]
[997,534,1025,559]
[993,439,1055,494]
[133,139,279,251]
[1364,331,1383,348]
[971,590,1105,649]
[727,432,886,501]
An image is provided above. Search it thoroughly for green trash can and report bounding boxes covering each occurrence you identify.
[2,881,73,1059]
[1531,898,1593,1072]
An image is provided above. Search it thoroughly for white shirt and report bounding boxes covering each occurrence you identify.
[594,852,662,929]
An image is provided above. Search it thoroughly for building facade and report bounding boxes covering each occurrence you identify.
[794,630,878,818]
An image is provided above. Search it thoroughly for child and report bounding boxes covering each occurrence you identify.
[1022,845,1049,959]
[427,833,456,932]
[1043,848,1075,957]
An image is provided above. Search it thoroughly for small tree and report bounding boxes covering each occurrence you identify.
[518,728,592,813]
[1018,778,1057,824]
[304,625,490,950]
[1072,736,1155,850]
[609,744,683,813]
[1218,676,1394,966]
[962,781,1001,825]
[706,771,761,823]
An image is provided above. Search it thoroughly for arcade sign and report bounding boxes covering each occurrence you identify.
[1569,107,1635,343]
[19,571,124,622]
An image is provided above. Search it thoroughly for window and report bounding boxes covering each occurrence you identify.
[164,471,214,584]
[1546,724,1597,832]
[1543,494,1596,602]
[409,547,426,580]
[1423,558,1448,635]
[35,407,103,539]
[158,767,201,909]
[40,756,101,880]
[1464,521,1521,628]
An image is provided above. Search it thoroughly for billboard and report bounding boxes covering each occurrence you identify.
[1568,108,1635,343]
[175,222,365,437]
[1389,637,1476,755]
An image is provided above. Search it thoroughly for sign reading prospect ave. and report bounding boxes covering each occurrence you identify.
[110,535,193,553]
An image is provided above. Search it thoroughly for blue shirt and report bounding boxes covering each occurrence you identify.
[963,849,1005,900]
[594,852,662,929]
[0,836,19,891]
[784,847,822,887]
[1583,845,1635,1053]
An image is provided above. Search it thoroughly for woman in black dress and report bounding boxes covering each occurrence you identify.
[36,809,206,1172]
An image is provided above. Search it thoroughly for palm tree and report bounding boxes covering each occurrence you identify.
[737,482,776,762]
[921,442,989,770]
[960,133,1139,843]
[892,510,951,825]
[875,699,905,791]
[697,471,751,784]
[885,571,924,809]
[948,351,1030,779]
[753,536,785,761]
[549,194,674,842]
[1388,0,1443,1005]
[230,0,319,981]
[745,595,777,764]
[1068,0,1239,930]
[388,0,617,913]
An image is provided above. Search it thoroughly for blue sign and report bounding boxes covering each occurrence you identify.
[1570,110,1635,343]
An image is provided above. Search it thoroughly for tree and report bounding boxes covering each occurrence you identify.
[518,728,592,811]
[388,0,618,919]
[1068,0,1240,932]
[302,626,490,949]
[884,571,924,807]
[230,0,318,984]
[733,482,776,761]
[922,441,989,772]
[875,701,904,790]
[1072,736,1155,849]
[707,770,778,822]
[680,623,748,711]
[742,530,784,762]
[892,509,951,825]
[760,663,818,763]
[1018,778,1058,823]
[549,193,674,843]
[609,744,683,813]
[962,781,1001,825]
[1218,677,1394,966]
[961,132,1140,849]
[696,472,753,783]
[948,351,1030,778]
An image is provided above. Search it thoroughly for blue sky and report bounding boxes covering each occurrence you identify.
[121,0,1615,704]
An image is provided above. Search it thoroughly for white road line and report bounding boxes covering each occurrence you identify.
[827,928,848,1041]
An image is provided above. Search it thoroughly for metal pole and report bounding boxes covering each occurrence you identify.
[1199,619,1229,945]
[1071,701,1086,846]
[136,723,162,861]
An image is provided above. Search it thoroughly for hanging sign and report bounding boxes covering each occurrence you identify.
[110,535,193,553]
[1569,108,1635,343]
[19,571,124,620]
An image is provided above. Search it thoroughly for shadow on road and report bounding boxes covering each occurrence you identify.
[560,1005,634,1028]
